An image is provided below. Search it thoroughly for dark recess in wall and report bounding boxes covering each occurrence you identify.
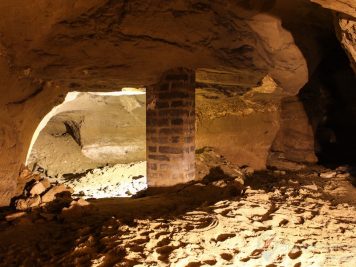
[300,37,356,167]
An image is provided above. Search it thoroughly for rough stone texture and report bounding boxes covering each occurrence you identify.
[268,96,318,169]
[311,0,356,17]
[0,0,338,206]
[29,181,47,196]
[27,92,146,176]
[335,13,356,73]
[147,68,195,186]
[310,0,356,73]
[41,184,74,203]
[15,195,41,211]
[1,166,355,266]
[196,75,282,170]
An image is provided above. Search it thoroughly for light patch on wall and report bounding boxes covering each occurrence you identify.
[82,145,141,161]
[25,89,145,165]
[26,88,147,199]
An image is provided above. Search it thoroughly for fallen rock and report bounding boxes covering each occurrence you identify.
[267,154,306,171]
[15,195,41,211]
[241,166,255,176]
[220,165,244,179]
[288,246,302,259]
[288,180,300,187]
[5,211,26,222]
[270,215,289,227]
[30,181,46,196]
[40,213,56,221]
[39,178,51,190]
[336,166,350,172]
[320,171,337,179]
[336,173,350,179]
[42,184,74,203]
[212,180,227,188]
[292,216,305,225]
[71,198,90,207]
[303,184,318,191]
[274,170,286,175]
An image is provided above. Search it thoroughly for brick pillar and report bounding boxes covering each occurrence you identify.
[147,68,195,187]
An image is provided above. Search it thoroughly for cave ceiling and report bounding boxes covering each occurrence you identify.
[0,0,338,100]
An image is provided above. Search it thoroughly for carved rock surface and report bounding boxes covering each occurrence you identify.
[0,0,341,206]
[27,92,146,176]
[335,14,356,73]
[311,0,356,17]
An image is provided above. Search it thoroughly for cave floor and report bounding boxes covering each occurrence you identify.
[0,168,355,266]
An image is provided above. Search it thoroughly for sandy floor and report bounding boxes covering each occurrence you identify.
[0,167,355,266]
[58,161,147,199]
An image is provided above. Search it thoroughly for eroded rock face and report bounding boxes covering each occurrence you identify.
[311,0,356,17]
[335,14,356,73]
[196,75,282,170]
[28,92,146,176]
[310,0,356,73]
[268,96,318,170]
[0,0,342,206]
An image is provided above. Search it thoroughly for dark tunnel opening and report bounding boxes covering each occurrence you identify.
[299,36,356,167]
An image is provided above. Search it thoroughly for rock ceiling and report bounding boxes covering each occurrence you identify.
[0,0,337,96]
[0,0,355,206]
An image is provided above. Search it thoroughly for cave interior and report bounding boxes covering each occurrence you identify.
[0,0,355,266]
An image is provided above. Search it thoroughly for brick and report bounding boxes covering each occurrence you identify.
[148,155,170,161]
[171,136,180,143]
[184,136,194,143]
[171,101,192,108]
[157,119,169,126]
[147,109,157,116]
[147,118,157,126]
[159,164,170,170]
[166,109,189,117]
[146,128,157,134]
[159,92,189,99]
[148,163,157,170]
[156,101,169,109]
[159,146,183,154]
[148,173,159,179]
[171,118,183,125]
[158,137,169,144]
[148,146,157,152]
[159,128,184,135]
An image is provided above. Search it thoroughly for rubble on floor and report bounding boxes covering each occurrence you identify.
[0,162,355,266]
[195,147,245,190]
[58,161,147,199]
[3,168,91,223]
[13,168,74,211]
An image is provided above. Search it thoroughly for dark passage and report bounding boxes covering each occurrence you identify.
[300,38,356,167]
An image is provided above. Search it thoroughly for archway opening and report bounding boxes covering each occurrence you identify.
[26,89,147,198]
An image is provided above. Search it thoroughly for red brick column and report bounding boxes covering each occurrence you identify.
[146,68,195,187]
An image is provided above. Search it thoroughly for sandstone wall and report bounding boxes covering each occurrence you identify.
[27,92,146,176]
[0,0,342,206]
[311,0,356,73]
[196,75,282,170]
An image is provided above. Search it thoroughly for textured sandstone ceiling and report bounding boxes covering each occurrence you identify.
[311,0,356,17]
[0,0,334,96]
[0,0,354,206]
[311,0,356,72]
